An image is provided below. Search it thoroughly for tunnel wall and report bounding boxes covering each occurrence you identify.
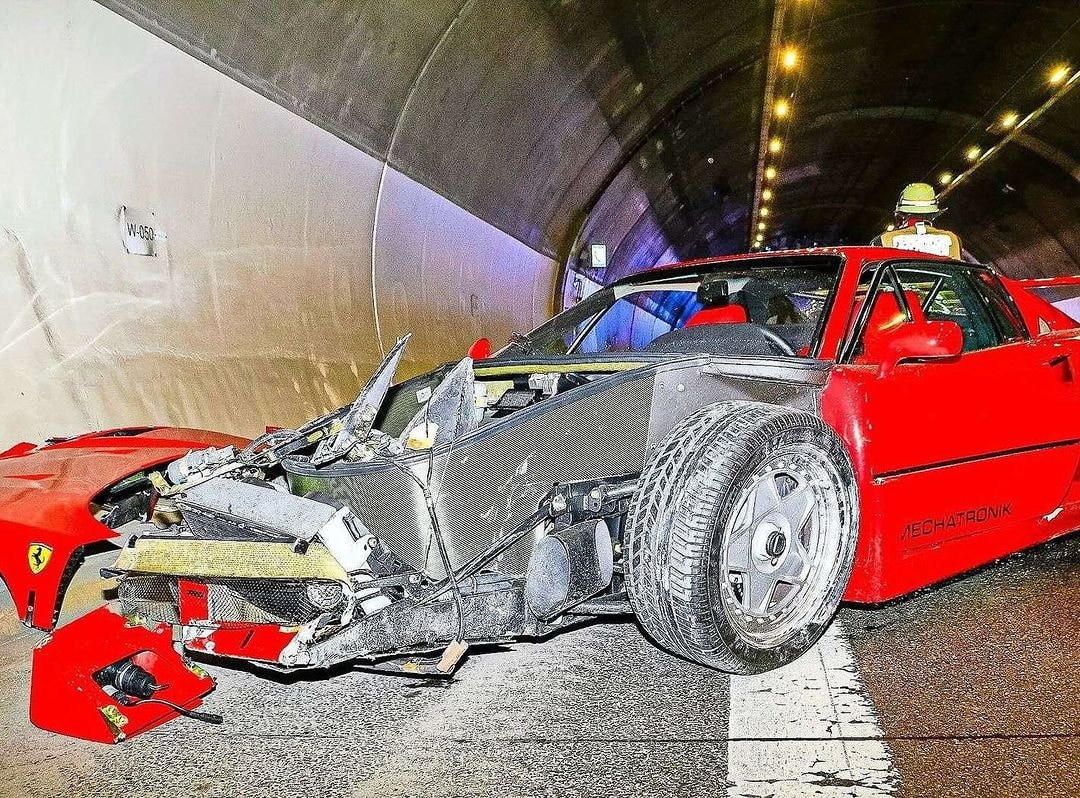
[0,0,556,445]
[90,0,779,324]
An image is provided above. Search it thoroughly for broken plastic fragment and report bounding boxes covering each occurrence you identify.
[398,356,478,450]
[407,421,440,450]
[311,335,411,465]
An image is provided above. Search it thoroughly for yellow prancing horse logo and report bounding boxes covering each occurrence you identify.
[28,543,52,574]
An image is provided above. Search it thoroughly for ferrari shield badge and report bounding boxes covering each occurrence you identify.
[28,544,52,574]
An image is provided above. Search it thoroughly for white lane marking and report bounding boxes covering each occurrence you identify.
[726,620,900,797]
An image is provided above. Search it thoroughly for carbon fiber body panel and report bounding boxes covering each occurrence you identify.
[284,356,827,579]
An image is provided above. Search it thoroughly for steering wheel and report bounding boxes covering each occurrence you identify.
[751,324,797,356]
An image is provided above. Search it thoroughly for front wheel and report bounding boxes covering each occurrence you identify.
[625,401,858,674]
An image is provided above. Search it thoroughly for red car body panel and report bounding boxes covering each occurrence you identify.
[1000,275,1080,333]
[825,358,1080,601]
[185,623,300,663]
[30,605,216,744]
[0,426,246,630]
[805,247,1080,602]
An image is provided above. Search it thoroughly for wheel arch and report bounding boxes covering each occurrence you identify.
[644,358,830,452]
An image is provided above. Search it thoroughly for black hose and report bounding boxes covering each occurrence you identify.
[119,695,223,725]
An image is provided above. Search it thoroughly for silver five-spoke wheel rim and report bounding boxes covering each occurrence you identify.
[720,443,848,648]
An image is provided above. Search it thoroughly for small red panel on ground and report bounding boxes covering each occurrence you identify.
[30,606,215,743]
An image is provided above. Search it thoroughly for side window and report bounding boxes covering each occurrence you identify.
[893,267,1019,352]
[576,290,699,353]
[847,269,913,362]
[850,264,1023,363]
[973,271,1026,342]
[557,312,600,354]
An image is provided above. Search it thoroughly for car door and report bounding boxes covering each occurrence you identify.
[827,260,1080,598]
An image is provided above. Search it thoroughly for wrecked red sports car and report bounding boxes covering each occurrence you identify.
[3,246,1079,743]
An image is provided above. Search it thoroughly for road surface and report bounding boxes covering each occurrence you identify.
[1,535,1077,797]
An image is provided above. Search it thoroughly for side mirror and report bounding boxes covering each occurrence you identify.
[874,320,963,376]
[467,337,491,360]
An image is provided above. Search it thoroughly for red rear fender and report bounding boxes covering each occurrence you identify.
[1000,276,1080,333]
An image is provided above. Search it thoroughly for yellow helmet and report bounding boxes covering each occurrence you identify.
[896,182,942,215]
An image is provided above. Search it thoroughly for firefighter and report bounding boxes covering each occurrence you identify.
[874,182,962,259]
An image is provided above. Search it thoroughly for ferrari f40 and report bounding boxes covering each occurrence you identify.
[4,246,1079,742]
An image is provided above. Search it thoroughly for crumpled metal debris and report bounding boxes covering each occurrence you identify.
[399,356,478,450]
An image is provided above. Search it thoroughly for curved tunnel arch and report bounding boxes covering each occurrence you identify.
[0,0,1076,442]
[92,0,1080,296]
[558,1,1078,308]
[368,0,478,357]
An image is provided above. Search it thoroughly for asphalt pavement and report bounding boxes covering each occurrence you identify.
[0,534,1076,798]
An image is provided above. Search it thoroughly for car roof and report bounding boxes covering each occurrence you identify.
[610,245,960,289]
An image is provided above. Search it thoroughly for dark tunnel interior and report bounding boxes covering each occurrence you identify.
[100,0,1078,307]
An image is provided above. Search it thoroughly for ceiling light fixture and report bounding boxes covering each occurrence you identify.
[774,98,790,119]
[765,166,777,181]
[1048,64,1071,86]
[938,56,1077,201]
[781,47,799,70]
[768,137,783,154]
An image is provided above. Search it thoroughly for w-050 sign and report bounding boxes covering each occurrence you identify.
[118,205,164,256]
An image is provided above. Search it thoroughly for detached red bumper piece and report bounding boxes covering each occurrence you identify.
[30,606,217,743]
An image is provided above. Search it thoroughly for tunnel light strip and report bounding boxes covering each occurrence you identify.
[749,2,792,249]
[749,2,818,250]
[939,68,1078,197]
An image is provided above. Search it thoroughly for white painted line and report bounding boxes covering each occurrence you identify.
[726,619,900,797]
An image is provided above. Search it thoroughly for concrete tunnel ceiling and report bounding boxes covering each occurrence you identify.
[100,0,1079,306]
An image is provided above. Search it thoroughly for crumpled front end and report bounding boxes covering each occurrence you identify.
[28,338,657,744]
[0,426,247,630]
[108,466,626,673]
[102,340,650,674]
[108,475,426,668]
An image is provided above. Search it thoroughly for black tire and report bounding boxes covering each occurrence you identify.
[625,400,858,674]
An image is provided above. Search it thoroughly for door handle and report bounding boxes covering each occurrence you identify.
[1046,351,1074,381]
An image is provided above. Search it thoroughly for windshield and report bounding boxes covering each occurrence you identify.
[511,255,843,358]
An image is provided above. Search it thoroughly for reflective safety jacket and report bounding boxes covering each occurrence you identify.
[876,221,962,259]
